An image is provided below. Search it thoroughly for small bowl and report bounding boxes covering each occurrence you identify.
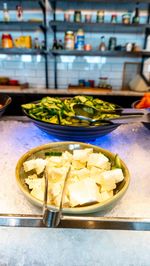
[15,142,130,215]
[0,94,12,117]
[132,100,150,130]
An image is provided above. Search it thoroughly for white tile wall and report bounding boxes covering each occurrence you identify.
[0,3,149,89]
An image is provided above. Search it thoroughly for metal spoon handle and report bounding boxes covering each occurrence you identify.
[43,167,61,228]
[72,114,145,125]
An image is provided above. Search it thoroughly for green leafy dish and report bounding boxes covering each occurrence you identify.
[22,95,120,126]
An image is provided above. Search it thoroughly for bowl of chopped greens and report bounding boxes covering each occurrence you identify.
[22,95,121,141]
[16,142,130,214]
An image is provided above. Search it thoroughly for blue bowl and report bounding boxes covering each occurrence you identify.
[0,94,12,117]
[23,108,119,141]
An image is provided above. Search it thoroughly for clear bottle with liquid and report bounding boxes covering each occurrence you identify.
[99,36,106,51]
[3,3,10,22]
[16,5,23,21]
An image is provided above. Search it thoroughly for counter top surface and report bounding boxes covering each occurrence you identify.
[0,117,150,265]
[0,88,147,96]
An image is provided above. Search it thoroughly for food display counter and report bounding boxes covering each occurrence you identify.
[0,116,150,265]
[0,116,150,225]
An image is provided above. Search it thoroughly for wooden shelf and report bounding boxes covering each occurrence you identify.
[0,48,46,55]
[50,20,150,34]
[50,49,150,57]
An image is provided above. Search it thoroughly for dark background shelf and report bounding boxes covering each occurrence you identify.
[49,0,150,3]
[0,21,44,31]
[50,20,150,34]
[51,49,150,57]
[0,48,45,55]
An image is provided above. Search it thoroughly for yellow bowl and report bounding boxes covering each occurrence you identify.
[16,142,130,214]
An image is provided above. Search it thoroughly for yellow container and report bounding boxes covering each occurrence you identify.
[25,36,32,49]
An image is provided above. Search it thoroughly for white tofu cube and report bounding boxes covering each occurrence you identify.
[34,159,46,175]
[46,156,64,167]
[89,166,103,184]
[101,182,116,192]
[70,168,90,180]
[72,148,93,163]
[23,159,36,172]
[87,153,109,169]
[99,190,113,202]
[28,177,45,201]
[68,178,101,207]
[71,160,86,169]
[23,158,46,175]
[62,151,72,163]
[100,168,124,186]
[47,164,70,183]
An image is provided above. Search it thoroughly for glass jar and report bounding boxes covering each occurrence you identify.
[122,13,131,24]
[2,33,13,48]
[74,11,81,22]
[97,10,105,23]
[65,31,75,50]
[111,14,117,24]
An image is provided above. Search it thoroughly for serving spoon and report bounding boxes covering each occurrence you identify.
[72,112,150,125]
[73,103,144,117]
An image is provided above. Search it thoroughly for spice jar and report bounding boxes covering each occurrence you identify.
[122,13,131,24]
[97,10,105,23]
[85,14,92,23]
[2,33,13,48]
[64,13,71,22]
[74,11,81,22]
[111,14,117,23]
[84,44,92,51]
[65,31,75,50]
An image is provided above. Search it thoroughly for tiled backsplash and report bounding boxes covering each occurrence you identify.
[0,4,149,90]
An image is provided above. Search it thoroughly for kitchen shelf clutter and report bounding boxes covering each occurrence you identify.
[48,0,150,89]
[0,0,49,88]
[0,0,149,90]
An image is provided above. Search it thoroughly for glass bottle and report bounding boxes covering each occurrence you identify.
[111,14,117,24]
[57,40,63,50]
[132,6,140,24]
[3,3,10,22]
[97,10,105,23]
[16,5,23,21]
[34,38,40,49]
[99,36,106,51]
[52,39,58,50]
